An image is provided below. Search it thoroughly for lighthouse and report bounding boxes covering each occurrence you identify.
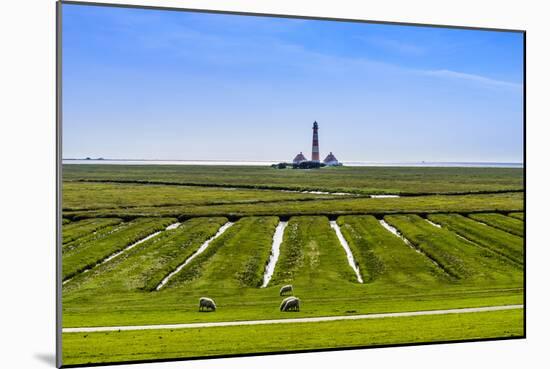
[311,121,320,162]
[285,121,342,169]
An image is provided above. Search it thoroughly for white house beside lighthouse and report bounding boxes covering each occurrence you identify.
[292,152,307,164]
[323,152,340,166]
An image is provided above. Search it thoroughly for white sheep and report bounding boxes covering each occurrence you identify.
[279,296,294,310]
[280,296,300,312]
[279,284,293,296]
[199,297,216,312]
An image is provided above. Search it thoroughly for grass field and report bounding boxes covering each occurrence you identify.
[508,212,525,220]
[62,217,176,280]
[166,216,279,289]
[63,217,228,293]
[61,165,524,365]
[337,215,449,285]
[62,181,343,211]
[468,213,525,236]
[62,218,123,244]
[62,309,523,365]
[63,164,523,195]
[428,213,524,264]
[63,190,523,219]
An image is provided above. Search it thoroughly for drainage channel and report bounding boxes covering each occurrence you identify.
[281,190,356,196]
[380,219,419,253]
[102,224,178,264]
[425,218,476,245]
[379,219,452,276]
[425,217,496,248]
[424,218,473,243]
[424,218,480,244]
[425,219,442,228]
[261,221,288,288]
[330,221,363,283]
[155,222,234,291]
[473,219,489,226]
[63,222,180,286]
[63,222,129,253]
[433,220,522,267]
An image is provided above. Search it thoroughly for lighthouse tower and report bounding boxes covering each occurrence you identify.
[311,121,320,162]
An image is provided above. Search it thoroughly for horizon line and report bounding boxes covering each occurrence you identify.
[62,158,524,165]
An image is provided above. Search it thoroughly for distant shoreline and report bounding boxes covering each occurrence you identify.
[62,159,523,168]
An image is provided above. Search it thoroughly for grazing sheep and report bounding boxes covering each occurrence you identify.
[280,296,295,311]
[288,298,300,311]
[199,297,216,312]
[280,296,300,312]
[283,297,300,312]
[279,284,293,296]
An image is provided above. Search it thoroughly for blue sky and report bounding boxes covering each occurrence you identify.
[62,4,524,162]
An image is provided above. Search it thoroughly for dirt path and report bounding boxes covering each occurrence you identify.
[62,304,523,333]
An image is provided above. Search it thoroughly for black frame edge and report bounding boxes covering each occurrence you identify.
[60,0,526,34]
[56,1,64,367]
[522,30,527,339]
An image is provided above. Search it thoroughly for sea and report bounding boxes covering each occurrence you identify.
[62,159,523,168]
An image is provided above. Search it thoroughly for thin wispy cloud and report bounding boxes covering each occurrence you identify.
[90,8,521,94]
[122,19,519,94]
[357,36,426,55]
[421,69,523,90]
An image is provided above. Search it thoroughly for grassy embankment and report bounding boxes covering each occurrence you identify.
[62,217,176,280]
[62,219,125,253]
[63,188,524,219]
[62,218,122,244]
[468,213,524,236]
[63,217,228,294]
[62,181,343,211]
[63,215,523,328]
[508,212,524,220]
[270,216,357,287]
[337,215,450,286]
[165,216,279,289]
[385,214,522,284]
[428,214,524,264]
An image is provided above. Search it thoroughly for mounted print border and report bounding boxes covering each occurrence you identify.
[56,1,526,367]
